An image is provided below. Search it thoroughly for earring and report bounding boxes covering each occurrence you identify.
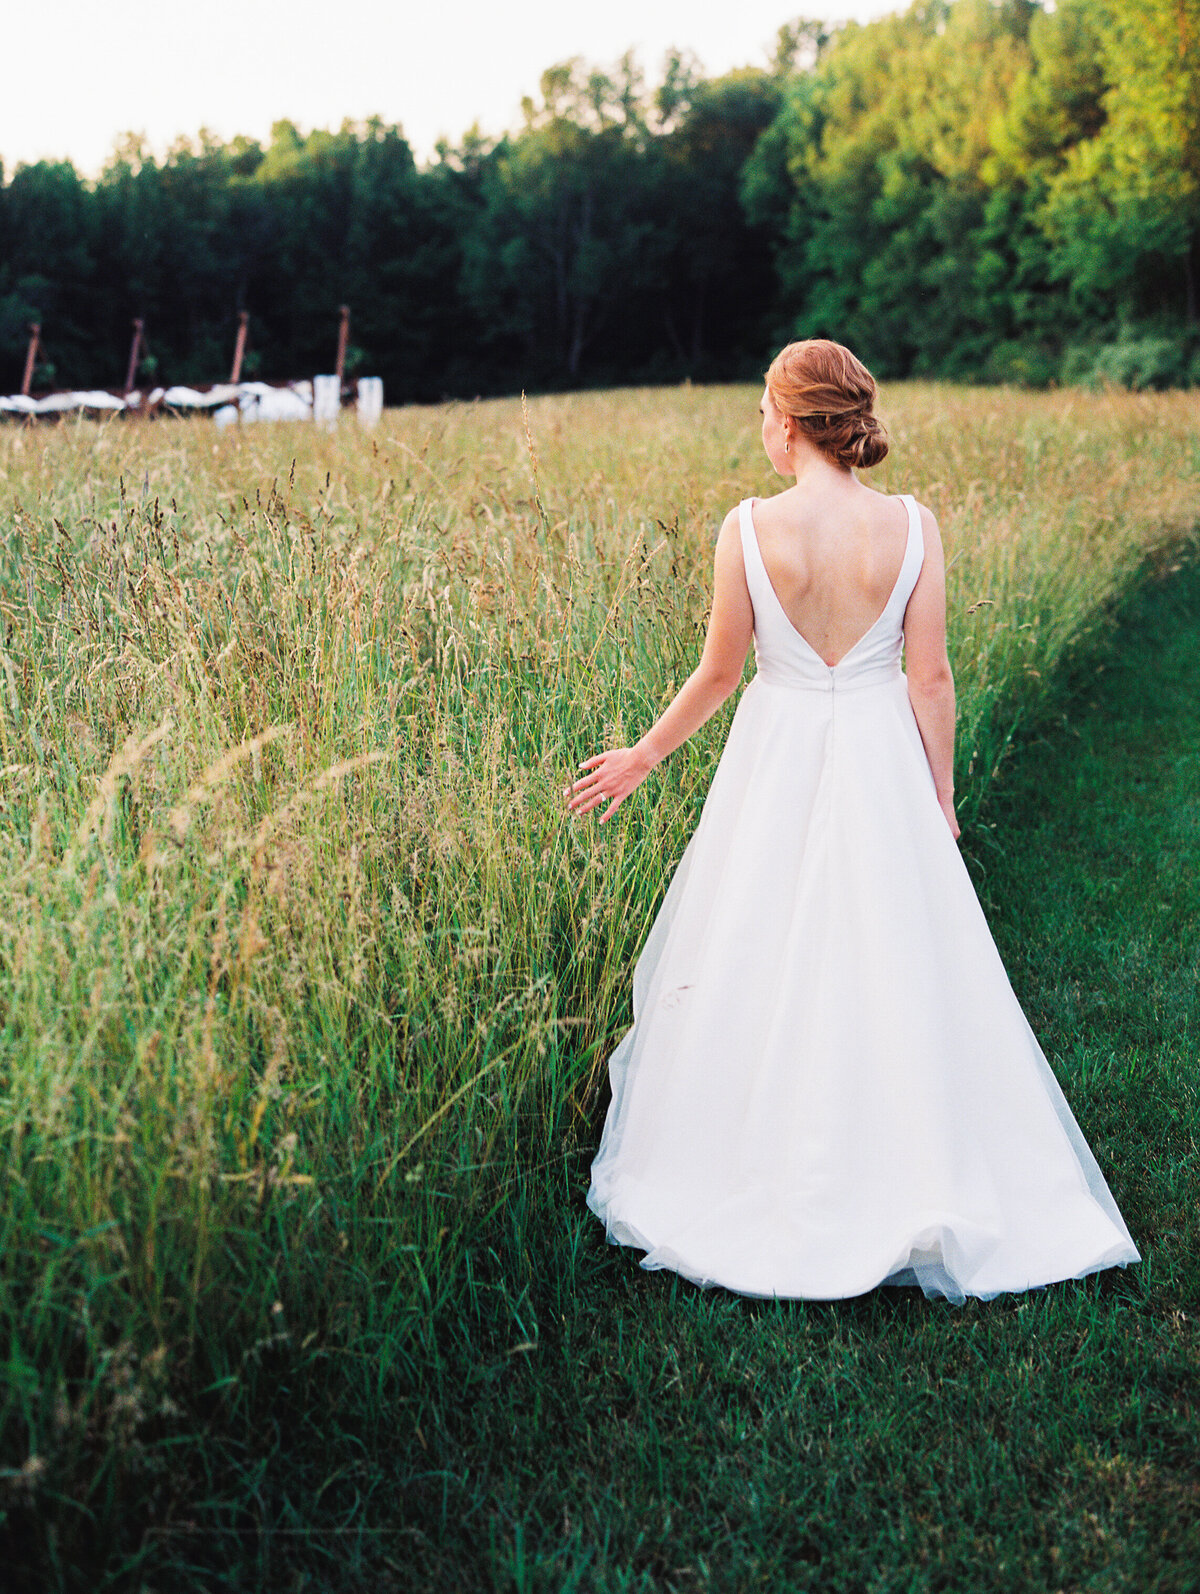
[784,438,790,453]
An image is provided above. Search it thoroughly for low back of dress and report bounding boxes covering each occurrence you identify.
[738,494,924,692]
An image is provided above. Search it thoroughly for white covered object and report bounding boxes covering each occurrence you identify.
[0,389,125,414]
[313,373,341,429]
[586,493,1141,1303]
[4,376,330,425]
[164,384,240,409]
[48,389,126,412]
[356,376,383,426]
[238,382,312,422]
[209,382,314,426]
[32,391,82,413]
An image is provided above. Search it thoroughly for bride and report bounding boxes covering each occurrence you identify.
[566,338,1140,1303]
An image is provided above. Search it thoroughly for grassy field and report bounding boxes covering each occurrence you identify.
[409,557,1200,1593]
[0,384,1198,1586]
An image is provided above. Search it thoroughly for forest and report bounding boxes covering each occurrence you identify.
[2,0,1198,400]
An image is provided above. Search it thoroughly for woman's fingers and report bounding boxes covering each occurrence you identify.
[567,776,607,808]
[567,779,626,818]
[564,771,599,798]
[564,759,607,793]
[564,749,637,820]
[565,761,617,803]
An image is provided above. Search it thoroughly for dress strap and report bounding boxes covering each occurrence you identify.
[893,494,925,616]
[737,498,768,609]
[737,497,756,564]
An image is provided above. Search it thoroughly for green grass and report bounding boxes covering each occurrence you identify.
[17,550,1194,1593]
[382,559,1200,1593]
[391,562,1198,1594]
[0,388,1198,1587]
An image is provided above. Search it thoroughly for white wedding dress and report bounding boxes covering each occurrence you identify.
[586,494,1141,1302]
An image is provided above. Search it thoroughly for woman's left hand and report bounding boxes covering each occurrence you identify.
[938,791,961,841]
[565,747,652,824]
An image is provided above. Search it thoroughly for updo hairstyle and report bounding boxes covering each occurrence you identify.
[765,339,889,470]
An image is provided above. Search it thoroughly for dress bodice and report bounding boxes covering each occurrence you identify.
[738,494,924,692]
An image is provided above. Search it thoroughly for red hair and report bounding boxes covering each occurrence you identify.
[765,339,889,470]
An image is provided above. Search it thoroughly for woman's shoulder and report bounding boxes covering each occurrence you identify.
[713,503,748,570]
[717,501,747,540]
[892,488,935,516]
[867,486,939,542]
[735,486,797,525]
[907,496,941,543]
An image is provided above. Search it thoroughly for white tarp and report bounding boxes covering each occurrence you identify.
[162,383,242,409]
[2,376,380,423]
[0,387,162,414]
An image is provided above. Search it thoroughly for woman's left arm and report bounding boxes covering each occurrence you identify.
[566,507,754,823]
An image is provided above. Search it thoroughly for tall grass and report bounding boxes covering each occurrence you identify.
[0,383,1197,1574]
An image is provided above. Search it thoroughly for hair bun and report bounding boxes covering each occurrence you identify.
[840,413,889,470]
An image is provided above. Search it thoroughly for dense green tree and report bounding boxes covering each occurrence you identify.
[743,0,1036,376]
[1038,0,1200,321]
[0,160,96,386]
[656,67,784,371]
[342,123,475,401]
[458,59,668,383]
[2,5,1199,395]
[94,134,250,385]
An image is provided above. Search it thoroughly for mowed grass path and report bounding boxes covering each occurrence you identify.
[402,564,1200,1594]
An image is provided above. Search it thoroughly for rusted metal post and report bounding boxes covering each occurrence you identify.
[124,317,145,396]
[229,311,249,383]
[335,304,350,387]
[20,322,41,397]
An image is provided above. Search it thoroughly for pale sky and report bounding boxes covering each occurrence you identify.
[2,0,899,178]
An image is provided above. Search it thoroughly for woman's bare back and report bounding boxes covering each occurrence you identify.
[750,484,911,668]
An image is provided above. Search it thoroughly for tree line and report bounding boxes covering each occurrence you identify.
[2,0,1197,400]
